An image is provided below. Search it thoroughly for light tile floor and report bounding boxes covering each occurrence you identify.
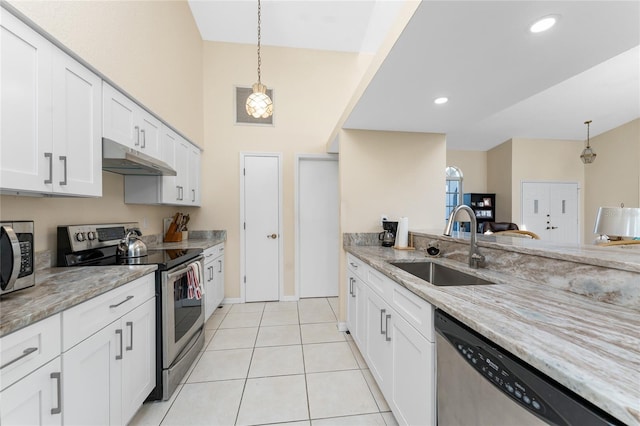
[130,297,398,426]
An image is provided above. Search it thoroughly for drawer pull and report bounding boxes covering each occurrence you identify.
[109,295,134,309]
[385,314,391,341]
[126,322,134,351]
[218,259,222,273]
[115,329,123,360]
[349,277,353,296]
[0,347,37,370]
[380,309,386,335]
[50,372,62,415]
[350,262,358,269]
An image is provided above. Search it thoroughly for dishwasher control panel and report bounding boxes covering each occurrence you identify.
[451,338,546,414]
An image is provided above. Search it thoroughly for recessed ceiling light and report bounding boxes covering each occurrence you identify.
[434,97,448,105]
[530,15,559,33]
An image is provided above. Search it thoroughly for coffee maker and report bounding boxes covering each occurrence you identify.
[379,220,398,247]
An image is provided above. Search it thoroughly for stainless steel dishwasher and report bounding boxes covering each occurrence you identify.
[434,310,621,425]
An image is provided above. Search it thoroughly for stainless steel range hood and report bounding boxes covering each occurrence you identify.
[102,138,176,176]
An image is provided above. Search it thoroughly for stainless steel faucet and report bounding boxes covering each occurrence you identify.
[444,205,486,269]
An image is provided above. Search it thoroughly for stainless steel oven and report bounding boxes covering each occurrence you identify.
[160,256,205,400]
[1,220,35,296]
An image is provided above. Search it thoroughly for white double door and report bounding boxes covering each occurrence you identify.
[521,182,579,244]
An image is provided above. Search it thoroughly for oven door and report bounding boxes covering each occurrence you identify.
[0,225,21,292]
[161,256,205,368]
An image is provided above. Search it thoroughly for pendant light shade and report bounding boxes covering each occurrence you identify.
[580,120,596,164]
[246,0,273,118]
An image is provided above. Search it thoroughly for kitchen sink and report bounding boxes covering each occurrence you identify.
[390,261,495,286]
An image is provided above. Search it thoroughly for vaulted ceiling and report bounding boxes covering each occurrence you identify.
[189,1,640,150]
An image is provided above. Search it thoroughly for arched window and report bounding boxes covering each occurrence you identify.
[445,166,463,226]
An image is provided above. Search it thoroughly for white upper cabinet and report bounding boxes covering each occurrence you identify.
[102,82,161,160]
[187,144,201,206]
[0,8,101,197]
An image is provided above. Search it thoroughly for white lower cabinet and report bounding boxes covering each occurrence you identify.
[346,254,436,426]
[0,358,62,426]
[204,243,225,321]
[62,275,155,426]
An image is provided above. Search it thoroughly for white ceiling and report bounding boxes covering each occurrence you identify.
[189,1,640,151]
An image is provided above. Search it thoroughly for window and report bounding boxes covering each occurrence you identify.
[445,166,463,229]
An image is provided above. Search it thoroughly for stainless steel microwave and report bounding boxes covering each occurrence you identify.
[0,220,35,296]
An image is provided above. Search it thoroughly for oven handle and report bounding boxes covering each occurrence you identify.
[167,256,204,280]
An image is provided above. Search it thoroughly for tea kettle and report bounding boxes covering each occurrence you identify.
[117,229,148,258]
[378,230,395,247]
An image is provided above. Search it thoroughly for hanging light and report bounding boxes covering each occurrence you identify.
[246,0,273,119]
[580,120,596,164]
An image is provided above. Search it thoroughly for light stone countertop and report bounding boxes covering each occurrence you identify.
[344,245,640,425]
[0,265,157,338]
[0,233,226,338]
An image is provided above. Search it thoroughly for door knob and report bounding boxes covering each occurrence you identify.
[267,233,278,239]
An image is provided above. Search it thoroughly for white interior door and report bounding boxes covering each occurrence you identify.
[242,154,281,302]
[522,182,579,244]
[297,156,339,298]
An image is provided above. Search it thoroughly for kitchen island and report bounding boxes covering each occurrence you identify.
[344,231,640,425]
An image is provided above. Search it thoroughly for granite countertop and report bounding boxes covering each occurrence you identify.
[345,245,640,425]
[0,265,157,338]
[0,232,227,338]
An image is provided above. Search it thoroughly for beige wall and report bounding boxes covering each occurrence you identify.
[584,118,640,240]
[1,0,204,253]
[339,129,446,320]
[511,138,585,236]
[487,140,513,222]
[192,42,371,299]
[446,150,487,194]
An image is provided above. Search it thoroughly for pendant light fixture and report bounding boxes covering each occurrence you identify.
[246,0,273,119]
[580,120,596,164]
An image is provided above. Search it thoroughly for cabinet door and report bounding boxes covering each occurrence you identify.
[160,126,178,202]
[121,298,156,424]
[102,82,137,150]
[52,49,102,197]
[0,9,53,193]
[390,314,435,426]
[203,256,216,321]
[214,254,225,309]
[187,146,201,206]
[0,358,62,426]
[63,322,122,426]
[364,289,392,392]
[139,110,161,160]
[174,138,189,204]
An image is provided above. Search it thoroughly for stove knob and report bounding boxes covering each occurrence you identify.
[75,232,86,242]
[87,231,96,241]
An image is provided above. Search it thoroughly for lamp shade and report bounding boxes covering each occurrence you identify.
[594,207,640,238]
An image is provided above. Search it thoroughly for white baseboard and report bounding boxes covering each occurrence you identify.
[280,295,299,302]
[337,321,348,332]
[222,297,243,304]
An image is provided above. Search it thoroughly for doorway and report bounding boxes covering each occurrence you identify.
[296,155,339,298]
[241,153,282,302]
[521,182,579,244]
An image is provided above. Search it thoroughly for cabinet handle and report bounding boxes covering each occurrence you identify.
[59,156,67,186]
[192,189,196,202]
[179,186,184,200]
[134,126,140,146]
[50,372,62,415]
[209,266,214,281]
[109,295,134,308]
[126,321,134,351]
[385,314,391,341]
[0,347,37,370]
[44,152,53,184]
[176,185,181,200]
[348,277,353,296]
[218,259,222,273]
[115,329,123,360]
[380,309,386,335]
[220,247,224,252]
[350,262,358,269]
[140,129,146,148]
